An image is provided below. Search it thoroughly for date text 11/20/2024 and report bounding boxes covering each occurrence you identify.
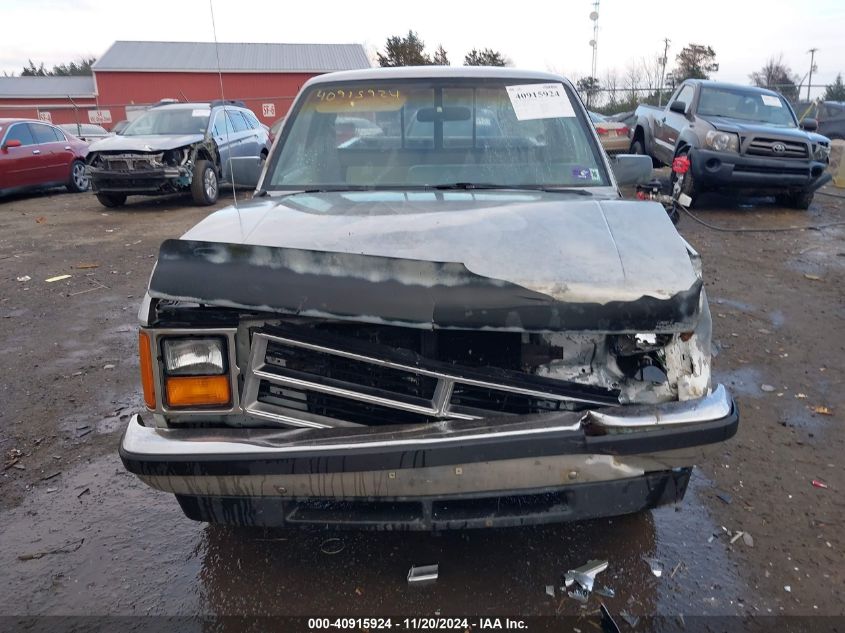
[307,618,528,630]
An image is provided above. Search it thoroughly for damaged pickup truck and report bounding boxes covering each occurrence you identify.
[120,67,739,529]
[85,100,269,208]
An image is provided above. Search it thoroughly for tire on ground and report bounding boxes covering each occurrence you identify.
[630,134,661,167]
[66,160,90,193]
[783,191,814,210]
[96,192,127,208]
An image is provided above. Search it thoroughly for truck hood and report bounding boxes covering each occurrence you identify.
[86,133,205,153]
[701,116,811,141]
[149,191,703,332]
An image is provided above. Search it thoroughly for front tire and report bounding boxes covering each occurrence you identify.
[191,160,219,206]
[96,192,127,208]
[672,150,698,208]
[66,160,90,193]
[778,191,814,210]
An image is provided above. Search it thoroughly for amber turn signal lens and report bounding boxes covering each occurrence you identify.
[165,375,230,408]
[139,331,156,409]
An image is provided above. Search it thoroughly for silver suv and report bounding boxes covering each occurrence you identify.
[86,100,270,207]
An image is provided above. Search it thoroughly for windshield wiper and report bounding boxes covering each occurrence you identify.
[268,184,596,196]
[433,183,594,195]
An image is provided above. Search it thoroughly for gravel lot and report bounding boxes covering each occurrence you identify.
[0,183,843,621]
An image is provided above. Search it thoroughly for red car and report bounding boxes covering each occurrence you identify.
[0,118,90,197]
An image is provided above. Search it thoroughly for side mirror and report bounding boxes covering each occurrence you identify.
[669,100,687,114]
[610,154,653,186]
[2,138,22,150]
[800,118,818,132]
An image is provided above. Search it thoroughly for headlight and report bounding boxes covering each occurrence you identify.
[163,147,187,166]
[814,143,831,162]
[163,338,225,375]
[705,131,739,153]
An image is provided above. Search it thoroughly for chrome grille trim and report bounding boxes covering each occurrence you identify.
[241,328,620,429]
[745,137,808,159]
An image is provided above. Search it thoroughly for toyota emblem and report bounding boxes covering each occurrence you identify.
[772,143,786,154]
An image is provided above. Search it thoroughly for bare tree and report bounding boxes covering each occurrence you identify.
[602,69,619,108]
[640,56,662,96]
[750,54,800,100]
[623,62,644,105]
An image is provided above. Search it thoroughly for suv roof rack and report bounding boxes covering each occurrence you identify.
[150,98,181,108]
[209,99,247,109]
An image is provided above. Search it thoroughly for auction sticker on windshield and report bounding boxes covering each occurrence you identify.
[506,83,575,120]
[760,95,782,107]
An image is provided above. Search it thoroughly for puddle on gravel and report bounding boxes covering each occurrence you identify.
[711,297,757,314]
[714,366,766,398]
[0,453,751,618]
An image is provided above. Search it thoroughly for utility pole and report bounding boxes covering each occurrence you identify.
[589,1,599,81]
[807,48,818,101]
[658,38,670,106]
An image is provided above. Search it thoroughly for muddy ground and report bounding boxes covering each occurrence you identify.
[0,182,843,626]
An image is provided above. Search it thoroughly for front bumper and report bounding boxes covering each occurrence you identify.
[690,148,828,192]
[120,385,738,528]
[88,165,191,194]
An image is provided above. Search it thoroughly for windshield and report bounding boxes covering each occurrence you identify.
[266,78,610,190]
[697,87,797,127]
[122,108,210,136]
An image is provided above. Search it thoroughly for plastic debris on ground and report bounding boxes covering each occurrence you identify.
[564,559,608,593]
[619,610,640,628]
[760,384,776,392]
[812,479,829,489]
[407,564,438,586]
[545,585,555,597]
[567,586,590,603]
[16,276,31,282]
[810,405,833,416]
[643,557,664,578]
[716,491,733,504]
[600,604,621,633]
[45,274,71,283]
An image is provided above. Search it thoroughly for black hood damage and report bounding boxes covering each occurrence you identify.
[149,239,703,332]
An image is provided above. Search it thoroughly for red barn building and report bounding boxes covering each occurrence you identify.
[0,41,370,128]
[0,76,97,125]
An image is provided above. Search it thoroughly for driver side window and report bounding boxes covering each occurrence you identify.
[212,111,235,137]
[672,85,695,112]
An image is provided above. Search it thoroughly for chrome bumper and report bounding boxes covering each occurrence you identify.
[120,385,737,500]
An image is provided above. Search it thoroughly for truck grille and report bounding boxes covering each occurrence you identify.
[241,324,619,428]
[745,138,808,159]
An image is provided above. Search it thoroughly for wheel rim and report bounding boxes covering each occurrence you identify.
[204,168,217,199]
[73,163,89,189]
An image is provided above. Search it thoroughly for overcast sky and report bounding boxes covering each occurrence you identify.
[3,0,843,98]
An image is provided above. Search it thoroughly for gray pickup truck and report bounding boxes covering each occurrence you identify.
[119,67,738,530]
[631,80,831,208]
